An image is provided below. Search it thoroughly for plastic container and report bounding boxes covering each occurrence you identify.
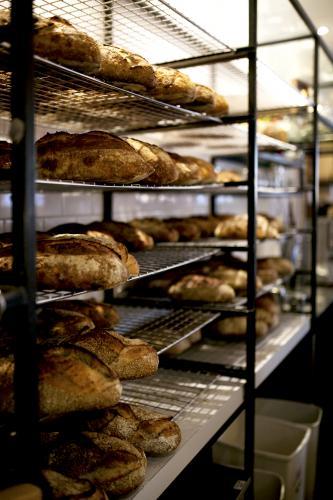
[212,413,310,500]
[254,469,285,500]
[256,399,322,500]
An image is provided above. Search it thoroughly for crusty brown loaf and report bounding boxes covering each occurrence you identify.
[37,308,95,343]
[42,469,107,500]
[70,329,159,380]
[183,157,217,184]
[37,131,154,183]
[257,257,294,277]
[214,214,279,240]
[186,85,229,116]
[0,346,122,416]
[215,170,244,183]
[73,402,181,456]
[0,234,129,290]
[0,140,11,170]
[98,44,156,89]
[47,433,146,496]
[0,11,101,74]
[164,219,201,241]
[168,274,235,303]
[42,299,120,329]
[207,266,263,291]
[130,218,179,242]
[210,316,269,338]
[87,220,154,251]
[126,138,179,185]
[150,66,196,104]
[186,216,220,237]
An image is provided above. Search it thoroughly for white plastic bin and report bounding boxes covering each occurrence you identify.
[256,399,322,500]
[213,413,310,500]
[254,469,285,500]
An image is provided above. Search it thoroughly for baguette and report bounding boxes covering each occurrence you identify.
[70,403,181,456]
[98,44,156,89]
[150,66,196,104]
[70,329,159,380]
[168,274,235,303]
[42,469,107,499]
[0,346,122,416]
[47,434,146,496]
[126,138,179,185]
[87,220,154,251]
[42,300,120,329]
[37,131,154,183]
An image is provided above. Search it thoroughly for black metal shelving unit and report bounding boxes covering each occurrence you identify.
[1,0,333,498]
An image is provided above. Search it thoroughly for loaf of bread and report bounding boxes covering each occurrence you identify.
[210,316,269,338]
[215,170,244,183]
[214,214,279,240]
[186,85,229,116]
[168,152,196,185]
[47,433,146,496]
[42,469,107,500]
[168,274,235,302]
[87,220,154,251]
[70,329,159,380]
[149,66,196,104]
[257,267,279,284]
[164,218,201,241]
[37,308,95,343]
[207,266,263,291]
[70,402,181,456]
[166,337,192,355]
[256,294,280,315]
[0,140,11,170]
[130,218,179,242]
[186,216,220,237]
[0,234,130,290]
[126,138,179,185]
[0,346,122,416]
[0,11,101,74]
[37,131,154,183]
[42,299,120,329]
[98,44,156,89]
[258,257,294,277]
[184,157,216,184]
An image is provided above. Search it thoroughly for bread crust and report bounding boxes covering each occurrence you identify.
[37,131,154,183]
[126,138,179,185]
[211,317,269,337]
[71,329,159,380]
[72,403,181,456]
[47,434,146,496]
[164,219,201,241]
[0,346,122,416]
[42,300,120,329]
[214,214,279,240]
[183,156,217,184]
[87,220,154,251]
[150,66,196,104]
[98,45,156,89]
[168,274,235,302]
[0,235,129,290]
[130,218,179,242]
[42,469,108,499]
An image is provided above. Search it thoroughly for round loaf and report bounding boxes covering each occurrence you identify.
[130,218,179,242]
[164,219,201,241]
[98,44,156,89]
[214,214,278,240]
[211,316,269,337]
[150,66,196,104]
[37,308,95,343]
[42,469,107,499]
[71,329,159,380]
[37,131,154,183]
[42,299,120,329]
[183,156,217,184]
[166,338,192,356]
[168,274,235,303]
[186,86,229,116]
[47,434,146,496]
[0,346,122,416]
[186,216,220,237]
[87,220,154,251]
[126,138,179,185]
[77,402,181,456]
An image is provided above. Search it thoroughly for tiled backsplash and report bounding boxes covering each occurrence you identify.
[0,189,305,233]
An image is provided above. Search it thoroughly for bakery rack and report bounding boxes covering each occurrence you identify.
[1,0,333,497]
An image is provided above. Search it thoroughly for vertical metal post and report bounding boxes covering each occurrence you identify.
[103,191,113,221]
[10,0,39,482]
[245,0,257,493]
[210,195,217,216]
[311,38,319,331]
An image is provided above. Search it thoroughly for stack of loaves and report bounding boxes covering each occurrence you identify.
[0,10,229,116]
[0,134,240,186]
[0,299,181,497]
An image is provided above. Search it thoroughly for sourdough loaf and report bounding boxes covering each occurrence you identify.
[168,274,235,302]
